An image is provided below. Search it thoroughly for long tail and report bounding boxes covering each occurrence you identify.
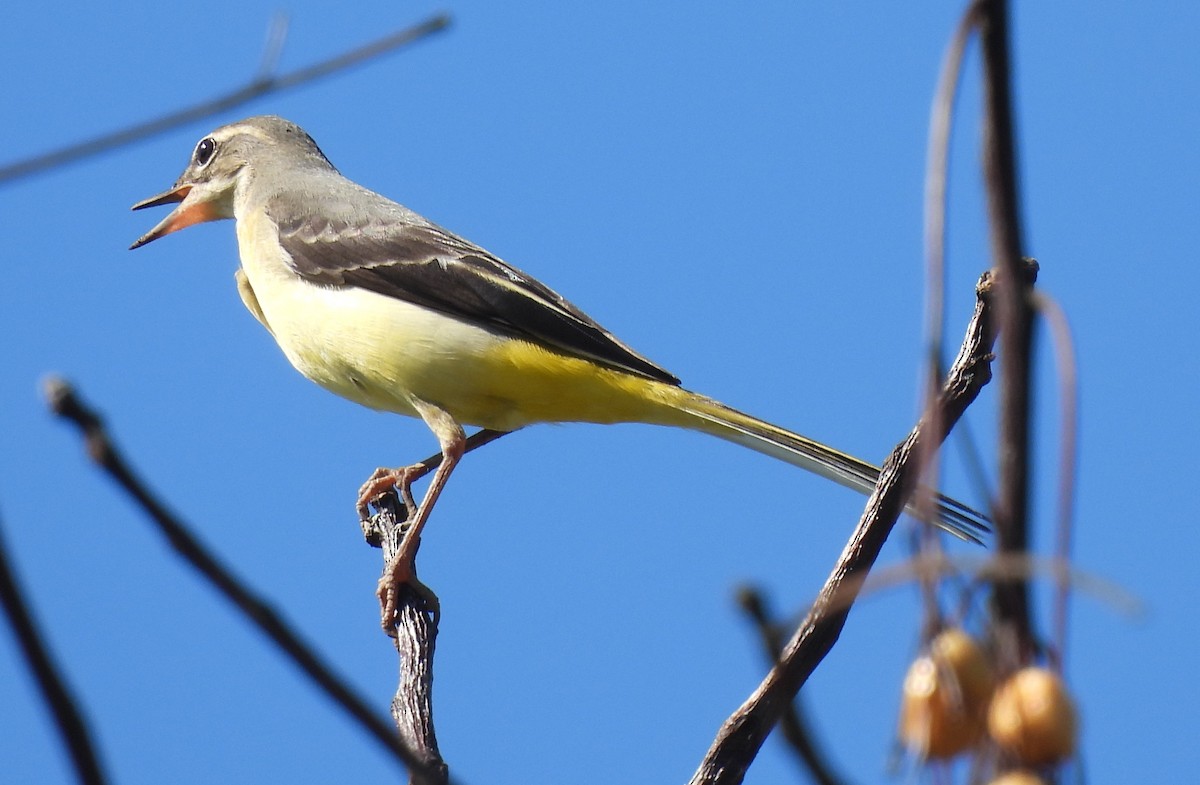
[662,389,988,542]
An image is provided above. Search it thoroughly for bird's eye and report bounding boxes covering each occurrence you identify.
[193,137,217,168]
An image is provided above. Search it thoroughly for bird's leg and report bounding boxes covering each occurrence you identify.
[356,428,511,521]
[366,401,466,634]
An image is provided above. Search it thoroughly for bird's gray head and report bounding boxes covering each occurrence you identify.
[130,115,335,249]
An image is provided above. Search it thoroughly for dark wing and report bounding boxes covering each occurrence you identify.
[273,206,681,385]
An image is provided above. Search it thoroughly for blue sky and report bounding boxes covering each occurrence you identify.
[2,2,1196,783]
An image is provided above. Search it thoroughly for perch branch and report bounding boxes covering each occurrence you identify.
[350,432,511,780]
[361,493,449,785]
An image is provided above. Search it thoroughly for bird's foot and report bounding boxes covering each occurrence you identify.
[377,549,440,636]
[357,465,423,521]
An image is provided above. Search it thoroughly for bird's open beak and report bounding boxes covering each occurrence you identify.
[129,183,222,250]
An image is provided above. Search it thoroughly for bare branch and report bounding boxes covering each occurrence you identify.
[0,13,450,186]
[689,264,1034,785]
[41,377,441,780]
[0,515,110,785]
[978,0,1036,661]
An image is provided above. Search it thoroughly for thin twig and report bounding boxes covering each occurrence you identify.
[0,13,451,186]
[42,377,443,781]
[767,552,1141,629]
[1031,291,1079,671]
[979,0,1036,664]
[735,587,850,785]
[0,516,109,785]
[856,552,1140,622]
[689,265,1033,785]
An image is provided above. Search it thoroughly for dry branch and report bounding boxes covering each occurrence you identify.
[42,378,439,780]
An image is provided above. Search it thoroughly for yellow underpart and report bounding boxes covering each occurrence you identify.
[442,336,699,430]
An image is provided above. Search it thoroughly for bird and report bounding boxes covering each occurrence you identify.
[130,115,986,628]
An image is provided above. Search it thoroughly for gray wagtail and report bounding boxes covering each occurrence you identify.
[131,115,985,627]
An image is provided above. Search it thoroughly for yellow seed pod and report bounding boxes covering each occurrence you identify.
[898,628,994,758]
[986,771,1048,785]
[987,667,1077,765]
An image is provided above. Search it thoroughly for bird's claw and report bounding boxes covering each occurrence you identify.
[356,465,420,520]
